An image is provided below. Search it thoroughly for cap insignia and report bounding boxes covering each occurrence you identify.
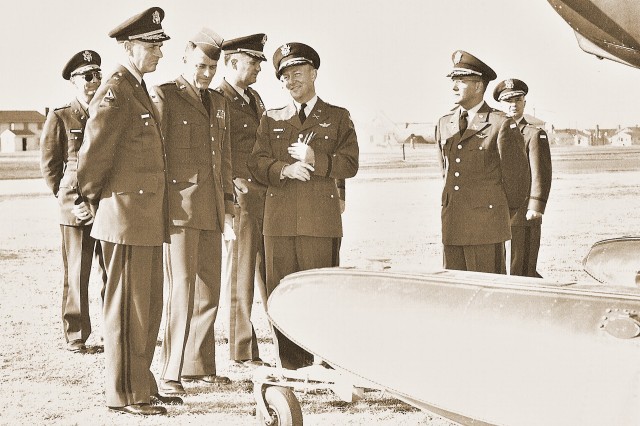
[262,35,268,45]
[281,44,291,56]
[505,79,514,89]
[83,51,92,62]
[152,10,160,25]
[453,51,463,65]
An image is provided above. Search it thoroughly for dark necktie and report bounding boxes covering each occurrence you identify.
[141,78,149,97]
[298,103,307,123]
[459,110,468,135]
[245,89,258,115]
[200,89,211,116]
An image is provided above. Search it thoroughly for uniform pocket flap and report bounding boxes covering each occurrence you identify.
[114,173,158,194]
[471,189,507,208]
[169,168,198,184]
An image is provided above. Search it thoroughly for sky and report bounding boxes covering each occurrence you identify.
[3,0,640,129]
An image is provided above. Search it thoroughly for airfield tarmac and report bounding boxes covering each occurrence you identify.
[1,145,640,425]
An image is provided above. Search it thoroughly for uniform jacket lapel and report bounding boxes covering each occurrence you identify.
[300,98,325,132]
[69,98,88,125]
[284,103,301,130]
[460,102,491,142]
[219,79,260,122]
[174,75,208,119]
[119,65,162,121]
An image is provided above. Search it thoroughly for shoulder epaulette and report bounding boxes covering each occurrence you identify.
[53,103,71,111]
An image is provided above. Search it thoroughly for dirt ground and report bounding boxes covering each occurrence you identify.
[1,145,640,425]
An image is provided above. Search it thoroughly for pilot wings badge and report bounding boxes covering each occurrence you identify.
[319,122,331,128]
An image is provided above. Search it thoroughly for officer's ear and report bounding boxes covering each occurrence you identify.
[122,40,133,55]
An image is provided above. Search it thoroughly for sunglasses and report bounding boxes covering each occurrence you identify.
[75,71,102,82]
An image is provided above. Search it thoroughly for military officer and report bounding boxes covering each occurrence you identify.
[40,49,107,353]
[153,27,234,396]
[216,33,269,368]
[248,42,359,369]
[77,7,180,415]
[493,79,552,277]
[435,51,530,274]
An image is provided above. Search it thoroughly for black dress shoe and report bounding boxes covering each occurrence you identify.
[151,393,183,405]
[66,340,86,353]
[182,374,231,385]
[109,403,167,415]
[159,379,186,395]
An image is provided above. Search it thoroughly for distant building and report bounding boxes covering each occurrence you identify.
[610,126,640,146]
[0,110,46,152]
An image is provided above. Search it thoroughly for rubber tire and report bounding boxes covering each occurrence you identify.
[256,386,303,426]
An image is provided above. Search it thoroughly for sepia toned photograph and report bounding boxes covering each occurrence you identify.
[1,1,640,425]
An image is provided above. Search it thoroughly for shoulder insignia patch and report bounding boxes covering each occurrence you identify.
[104,88,116,102]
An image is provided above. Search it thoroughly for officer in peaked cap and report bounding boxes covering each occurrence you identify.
[62,50,101,80]
[272,42,320,79]
[494,78,552,278]
[108,6,170,42]
[154,26,235,396]
[77,6,178,416]
[434,50,529,275]
[216,33,270,369]
[222,33,267,60]
[248,41,358,370]
[41,49,107,355]
[493,78,528,102]
[447,49,497,82]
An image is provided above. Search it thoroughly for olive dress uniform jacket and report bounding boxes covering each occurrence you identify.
[215,79,266,181]
[41,98,92,226]
[511,118,552,226]
[248,98,359,238]
[78,65,168,246]
[436,102,530,246]
[153,76,234,229]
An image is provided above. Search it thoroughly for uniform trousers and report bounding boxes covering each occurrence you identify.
[100,241,162,407]
[510,221,543,278]
[60,224,106,343]
[443,243,506,274]
[225,185,268,361]
[264,235,339,370]
[161,226,222,381]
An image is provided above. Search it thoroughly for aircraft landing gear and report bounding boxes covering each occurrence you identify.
[255,385,303,426]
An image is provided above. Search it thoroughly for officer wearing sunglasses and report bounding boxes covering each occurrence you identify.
[40,49,107,355]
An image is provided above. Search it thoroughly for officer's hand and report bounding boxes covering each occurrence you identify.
[233,177,249,194]
[526,209,542,221]
[72,200,94,223]
[223,214,236,241]
[288,142,315,164]
[340,199,346,214]
[283,161,315,182]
